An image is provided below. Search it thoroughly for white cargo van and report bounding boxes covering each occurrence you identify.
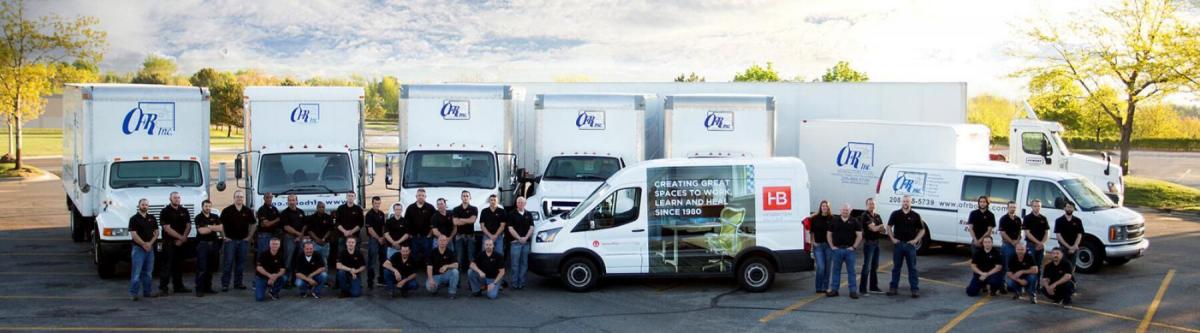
[664,94,774,158]
[526,93,646,223]
[875,162,1148,273]
[61,84,221,278]
[530,157,811,292]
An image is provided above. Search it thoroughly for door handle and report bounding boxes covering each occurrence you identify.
[631,229,645,233]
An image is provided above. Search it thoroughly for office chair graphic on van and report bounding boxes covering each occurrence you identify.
[705,206,747,272]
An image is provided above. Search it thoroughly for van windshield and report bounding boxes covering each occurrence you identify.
[257,153,354,195]
[110,161,204,189]
[403,151,496,189]
[568,183,611,220]
[1060,178,1116,211]
[543,156,621,181]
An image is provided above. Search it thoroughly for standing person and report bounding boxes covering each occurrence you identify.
[808,200,834,294]
[306,202,335,283]
[827,204,862,299]
[128,199,158,301]
[221,190,257,292]
[1007,243,1039,303]
[280,194,306,288]
[965,235,1004,297]
[333,192,364,287]
[385,203,411,259]
[480,194,507,256]
[887,195,925,298]
[293,241,328,298]
[451,191,479,270]
[426,235,460,299]
[256,193,281,253]
[365,196,387,289]
[336,237,366,298]
[507,196,534,290]
[194,200,222,297]
[469,238,507,300]
[1040,248,1076,306]
[383,244,421,298]
[158,191,192,294]
[431,198,456,243]
[997,202,1023,285]
[404,189,436,263]
[1023,199,1051,280]
[1055,202,1084,268]
[968,196,995,256]
[858,198,885,295]
[254,238,286,302]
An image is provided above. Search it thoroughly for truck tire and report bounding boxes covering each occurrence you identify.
[70,208,88,243]
[560,256,599,292]
[1074,238,1105,274]
[737,256,775,292]
[92,228,116,279]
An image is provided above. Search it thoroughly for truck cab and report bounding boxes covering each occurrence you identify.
[1008,117,1123,204]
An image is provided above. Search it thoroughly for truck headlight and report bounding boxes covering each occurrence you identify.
[536,227,562,243]
[530,211,542,221]
[1109,225,1129,242]
[103,228,129,237]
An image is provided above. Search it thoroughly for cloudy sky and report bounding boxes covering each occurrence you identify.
[33,0,1118,97]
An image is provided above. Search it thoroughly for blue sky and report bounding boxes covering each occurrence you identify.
[34,0,1117,98]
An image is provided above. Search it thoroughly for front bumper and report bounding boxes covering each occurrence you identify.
[530,252,563,277]
[1106,238,1149,258]
[98,240,132,263]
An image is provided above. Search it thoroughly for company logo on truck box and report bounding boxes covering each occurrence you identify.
[836,142,874,171]
[704,111,734,131]
[763,186,791,211]
[440,100,470,120]
[576,110,605,130]
[892,171,927,196]
[289,103,320,124]
[121,102,176,136]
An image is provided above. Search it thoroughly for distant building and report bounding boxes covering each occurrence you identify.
[1,94,61,129]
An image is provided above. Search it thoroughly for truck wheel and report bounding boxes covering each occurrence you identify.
[560,256,599,292]
[1106,257,1131,266]
[1074,238,1105,274]
[70,208,87,243]
[737,256,775,293]
[917,227,933,255]
[92,228,116,279]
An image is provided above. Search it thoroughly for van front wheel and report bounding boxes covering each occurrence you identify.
[561,256,599,292]
[738,256,774,292]
[1074,238,1105,274]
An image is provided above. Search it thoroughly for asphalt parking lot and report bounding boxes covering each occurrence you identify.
[1,158,1198,332]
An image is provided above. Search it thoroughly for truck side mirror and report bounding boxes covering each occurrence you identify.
[234,155,244,180]
[365,153,377,185]
[1102,152,1112,176]
[77,164,91,193]
[216,162,227,192]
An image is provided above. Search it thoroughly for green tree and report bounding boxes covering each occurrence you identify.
[1016,0,1200,175]
[820,61,869,82]
[733,62,780,82]
[131,54,177,84]
[0,0,105,169]
[967,94,1019,139]
[189,68,243,137]
[1133,103,1184,138]
[1027,69,1121,142]
[674,72,705,82]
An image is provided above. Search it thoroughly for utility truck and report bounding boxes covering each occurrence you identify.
[1003,104,1123,204]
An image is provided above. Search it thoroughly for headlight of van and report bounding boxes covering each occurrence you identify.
[536,227,562,243]
[1109,225,1129,242]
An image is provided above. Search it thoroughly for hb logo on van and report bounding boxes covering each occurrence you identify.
[290,104,320,124]
[836,142,874,171]
[763,186,791,211]
[576,110,606,130]
[892,171,927,196]
[440,100,471,120]
[704,111,734,131]
[121,102,176,136]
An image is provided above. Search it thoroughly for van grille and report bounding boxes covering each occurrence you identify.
[543,200,579,216]
[1126,223,1145,241]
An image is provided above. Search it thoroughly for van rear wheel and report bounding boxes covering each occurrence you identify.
[561,256,599,292]
[737,256,774,292]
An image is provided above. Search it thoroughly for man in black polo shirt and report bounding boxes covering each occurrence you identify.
[385,203,410,259]
[404,189,435,265]
[280,194,306,288]
[858,198,885,295]
[1023,199,1051,278]
[1041,247,1075,306]
[383,244,421,298]
[507,196,535,290]
[221,190,257,291]
[997,202,1023,282]
[128,198,158,301]
[966,235,1004,297]
[1007,243,1039,303]
[826,204,862,299]
[469,238,506,299]
[426,235,460,299]
[336,236,366,298]
[365,196,387,288]
[452,191,479,269]
[968,196,995,256]
[256,193,281,252]
[333,192,363,287]
[293,241,328,298]
[888,195,925,298]
[1055,202,1085,266]
[480,194,507,256]
[254,237,286,301]
[431,198,456,241]
[158,191,192,294]
[194,200,222,297]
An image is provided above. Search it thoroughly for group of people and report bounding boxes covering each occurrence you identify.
[807,195,1081,306]
[125,188,535,302]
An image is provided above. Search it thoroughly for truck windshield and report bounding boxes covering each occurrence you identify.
[109,161,203,189]
[1060,178,1117,211]
[1051,131,1071,155]
[403,151,496,189]
[544,156,621,181]
[568,183,611,220]
[257,153,354,195]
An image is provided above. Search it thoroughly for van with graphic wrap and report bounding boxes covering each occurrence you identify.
[664,94,775,158]
[530,157,811,292]
[875,162,1148,273]
[62,84,222,278]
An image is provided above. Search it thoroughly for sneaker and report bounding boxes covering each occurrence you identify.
[1012,291,1021,300]
[449,294,457,300]
[311,292,321,299]
[1062,299,1072,306]
[1030,294,1037,304]
[869,288,885,294]
[911,291,920,298]
[825,291,839,297]
[849,293,860,299]
[886,289,898,296]
[269,292,278,300]
[472,291,483,297]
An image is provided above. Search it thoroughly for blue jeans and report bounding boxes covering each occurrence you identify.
[337,271,362,297]
[383,270,419,293]
[966,273,1004,296]
[367,237,383,284]
[410,234,431,262]
[255,276,284,301]
[468,270,501,299]
[813,243,832,291]
[859,240,880,292]
[454,235,476,268]
[129,246,154,297]
[221,239,249,288]
[195,240,219,292]
[1026,242,1045,288]
[1000,243,1016,285]
[282,236,297,284]
[890,242,920,291]
[830,248,858,293]
[427,268,460,295]
[509,241,531,288]
[256,234,273,253]
[1008,273,1037,295]
[485,234,505,255]
[295,272,328,296]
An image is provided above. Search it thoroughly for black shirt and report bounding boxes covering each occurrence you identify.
[828,216,862,248]
[451,205,478,235]
[432,211,455,237]
[481,206,506,235]
[998,214,1022,243]
[128,212,158,243]
[256,204,281,236]
[404,203,435,236]
[366,209,387,237]
[194,212,220,242]
[384,216,409,245]
[1055,215,1085,245]
[888,209,924,242]
[339,249,365,269]
[281,207,307,236]
[158,204,191,240]
[971,247,1002,273]
[857,212,883,241]
[256,249,285,278]
[293,252,325,275]
[428,247,457,272]
[1008,254,1037,274]
[1023,213,1050,242]
[809,214,833,244]
[968,209,996,241]
[220,205,256,240]
[473,250,505,279]
[388,252,420,278]
[1043,260,1074,283]
[306,212,335,242]
[509,209,534,238]
[335,204,364,234]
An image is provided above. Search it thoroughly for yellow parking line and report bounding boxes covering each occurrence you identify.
[0,295,128,300]
[936,296,990,333]
[949,260,972,267]
[0,327,401,332]
[0,272,93,276]
[758,294,823,323]
[1137,269,1177,333]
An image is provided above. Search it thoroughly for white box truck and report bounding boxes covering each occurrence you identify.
[387,84,520,228]
[1005,106,1123,204]
[62,84,221,278]
[526,93,646,223]
[530,157,811,292]
[875,162,1147,273]
[663,94,775,158]
[234,87,374,211]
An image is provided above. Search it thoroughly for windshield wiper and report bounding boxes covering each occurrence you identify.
[577,175,608,181]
